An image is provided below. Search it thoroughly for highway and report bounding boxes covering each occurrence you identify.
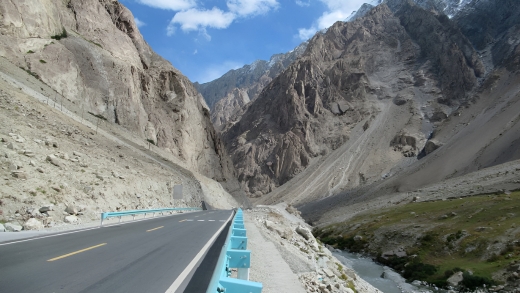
[0,210,233,293]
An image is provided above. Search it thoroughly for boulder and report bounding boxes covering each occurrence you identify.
[264,220,292,239]
[296,225,313,241]
[5,222,23,232]
[424,140,442,155]
[447,271,464,286]
[46,155,61,167]
[323,268,335,278]
[39,205,54,213]
[64,215,79,223]
[12,171,27,179]
[65,205,78,215]
[23,218,44,230]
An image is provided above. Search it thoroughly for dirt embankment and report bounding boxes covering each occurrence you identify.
[0,56,238,232]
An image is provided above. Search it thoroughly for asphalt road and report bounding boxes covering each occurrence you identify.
[0,210,233,293]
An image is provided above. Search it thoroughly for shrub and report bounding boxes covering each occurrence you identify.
[27,50,35,54]
[51,28,68,40]
[88,111,107,120]
[402,261,437,281]
[460,272,494,291]
[146,139,156,145]
[39,59,46,64]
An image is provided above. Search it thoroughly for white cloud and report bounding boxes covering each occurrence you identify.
[134,17,146,28]
[193,49,198,54]
[169,7,235,32]
[166,24,176,36]
[295,0,310,7]
[197,61,243,83]
[139,0,279,39]
[227,0,279,17]
[136,0,196,11]
[198,28,212,41]
[298,27,316,40]
[297,0,368,40]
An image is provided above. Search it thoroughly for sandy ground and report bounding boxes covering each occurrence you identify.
[245,211,306,293]
[246,204,380,293]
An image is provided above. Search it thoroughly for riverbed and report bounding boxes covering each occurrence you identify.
[333,250,439,293]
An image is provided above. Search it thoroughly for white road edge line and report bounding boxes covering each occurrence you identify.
[165,211,234,293]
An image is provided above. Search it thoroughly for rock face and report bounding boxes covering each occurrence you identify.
[195,42,308,132]
[275,0,520,227]
[0,0,235,185]
[222,2,483,197]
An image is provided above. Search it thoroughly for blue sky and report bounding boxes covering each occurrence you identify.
[120,0,371,83]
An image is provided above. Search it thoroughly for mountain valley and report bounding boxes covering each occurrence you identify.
[1,0,520,291]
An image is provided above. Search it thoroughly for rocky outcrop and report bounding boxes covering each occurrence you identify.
[195,42,308,132]
[223,2,483,197]
[0,0,236,185]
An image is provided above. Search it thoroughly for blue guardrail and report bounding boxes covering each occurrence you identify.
[207,208,263,293]
[100,207,201,226]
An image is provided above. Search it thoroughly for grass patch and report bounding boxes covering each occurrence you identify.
[315,191,520,289]
[19,67,39,79]
[88,111,107,120]
[51,28,68,40]
[92,41,103,48]
[347,280,358,293]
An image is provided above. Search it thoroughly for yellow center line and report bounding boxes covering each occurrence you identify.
[146,226,164,232]
[47,243,107,262]
[179,219,186,222]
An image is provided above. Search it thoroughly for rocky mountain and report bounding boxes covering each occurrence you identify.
[0,0,243,198]
[345,3,378,22]
[194,42,308,132]
[222,0,489,198]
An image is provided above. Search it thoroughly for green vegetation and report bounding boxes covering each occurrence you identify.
[88,111,107,120]
[27,50,35,54]
[51,28,68,40]
[19,67,39,79]
[146,139,156,145]
[92,41,103,48]
[39,59,46,64]
[314,191,520,289]
[346,280,358,293]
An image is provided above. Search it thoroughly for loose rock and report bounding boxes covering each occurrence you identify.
[64,215,79,223]
[23,218,44,230]
[296,225,313,241]
[4,222,23,232]
[46,155,61,167]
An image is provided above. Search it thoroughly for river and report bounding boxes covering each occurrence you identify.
[333,250,441,293]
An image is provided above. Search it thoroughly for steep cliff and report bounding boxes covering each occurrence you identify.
[266,0,520,228]
[0,0,239,188]
[223,2,483,197]
[195,42,308,132]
